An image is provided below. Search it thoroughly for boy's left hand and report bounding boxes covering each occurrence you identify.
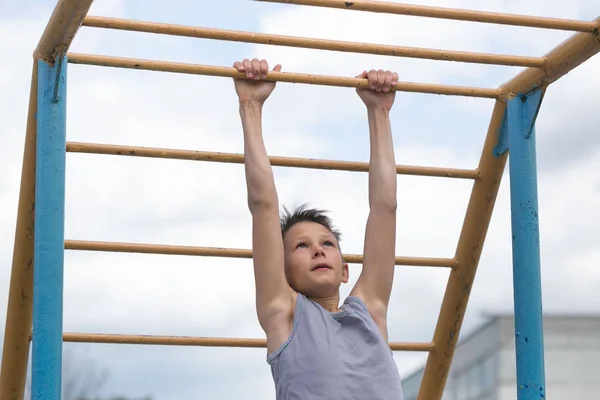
[356,69,399,111]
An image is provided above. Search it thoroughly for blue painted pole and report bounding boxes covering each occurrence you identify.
[506,89,546,400]
[32,54,68,400]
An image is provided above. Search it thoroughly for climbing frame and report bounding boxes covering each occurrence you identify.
[1,1,598,399]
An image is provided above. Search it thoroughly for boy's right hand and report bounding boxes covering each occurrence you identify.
[233,58,282,105]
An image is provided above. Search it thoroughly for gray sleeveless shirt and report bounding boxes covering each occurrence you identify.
[267,293,404,400]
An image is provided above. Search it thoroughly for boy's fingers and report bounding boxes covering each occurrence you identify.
[251,58,261,80]
[355,70,368,79]
[367,69,378,89]
[260,59,269,79]
[242,59,253,78]
[233,61,244,71]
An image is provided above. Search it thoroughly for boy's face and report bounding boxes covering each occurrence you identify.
[283,221,349,297]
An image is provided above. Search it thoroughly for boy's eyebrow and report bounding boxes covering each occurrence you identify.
[293,233,334,242]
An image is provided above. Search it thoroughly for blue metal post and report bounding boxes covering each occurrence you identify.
[32,54,68,400]
[506,88,546,399]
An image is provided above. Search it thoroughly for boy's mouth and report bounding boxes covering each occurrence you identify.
[312,263,332,271]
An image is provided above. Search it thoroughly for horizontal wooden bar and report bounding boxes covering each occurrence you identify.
[66,53,500,99]
[66,142,480,180]
[62,333,434,351]
[64,240,458,268]
[82,16,545,68]
[254,0,598,32]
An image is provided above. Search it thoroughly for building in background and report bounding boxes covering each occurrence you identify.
[402,313,600,400]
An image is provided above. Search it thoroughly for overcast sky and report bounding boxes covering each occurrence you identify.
[1,0,599,399]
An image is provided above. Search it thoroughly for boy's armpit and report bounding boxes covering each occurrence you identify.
[262,291,297,355]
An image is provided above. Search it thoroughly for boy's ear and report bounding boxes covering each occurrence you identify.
[341,262,350,283]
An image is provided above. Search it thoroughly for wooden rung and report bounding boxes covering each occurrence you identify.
[83,15,545,68]
[66,142,480,180]
[61,333,434,351]
[64,240,458,268]
[66,53,500,99]
[253,0,597,32]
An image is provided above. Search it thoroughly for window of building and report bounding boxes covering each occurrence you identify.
[449,354,497,400]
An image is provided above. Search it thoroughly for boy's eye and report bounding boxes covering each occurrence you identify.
[296,242,307,249]
[324,240,333,247]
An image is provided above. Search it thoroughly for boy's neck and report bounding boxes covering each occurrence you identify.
[310,293,341,313]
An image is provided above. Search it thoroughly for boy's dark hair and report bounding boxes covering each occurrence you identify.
[280,204,342,246]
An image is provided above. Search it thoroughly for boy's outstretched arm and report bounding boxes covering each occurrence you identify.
[233,59,295,340]
[350,69,399,340]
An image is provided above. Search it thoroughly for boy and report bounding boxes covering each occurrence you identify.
[233,58,403,399]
